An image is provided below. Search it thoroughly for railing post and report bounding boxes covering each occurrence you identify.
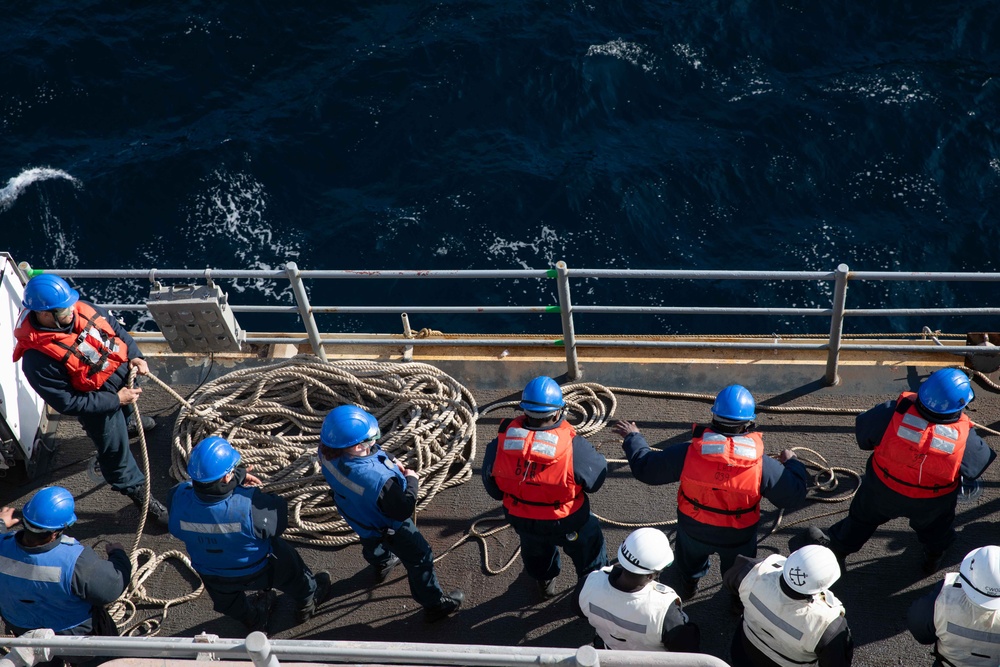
[555,261,581,380]
[245,632,280,667]
[575,645,600,667]
[285,262,328,362]
[825,263,850,386]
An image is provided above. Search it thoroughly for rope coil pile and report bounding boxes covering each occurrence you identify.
[169,356,478,545]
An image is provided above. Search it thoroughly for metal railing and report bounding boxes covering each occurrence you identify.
[20,260,1000,386]
[0,631,731,667]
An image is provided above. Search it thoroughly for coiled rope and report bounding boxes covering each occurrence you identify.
[166,356,478,545]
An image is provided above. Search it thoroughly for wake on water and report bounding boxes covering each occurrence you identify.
[0,168,81,213]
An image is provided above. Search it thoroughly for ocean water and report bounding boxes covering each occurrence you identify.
[2,1,999,337]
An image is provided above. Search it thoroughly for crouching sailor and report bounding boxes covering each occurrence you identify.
[724,545,854,667]
[907,545,1000,667]
[575,527,700,652]
[0,487,129,646]
[319,405,463,623]
[168,436,331,632]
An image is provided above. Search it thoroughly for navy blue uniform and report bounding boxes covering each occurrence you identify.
[0,531,131,637]
[320,445,448,610]
[18,304,146,496]
[623,432,807,580]
[826,400,995,556]
[167,469,317,625]
[482,417,609,582]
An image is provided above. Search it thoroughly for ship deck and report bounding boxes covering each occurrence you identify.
[3,342,999,667]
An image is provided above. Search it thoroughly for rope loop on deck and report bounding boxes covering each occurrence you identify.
[166,355,478,545]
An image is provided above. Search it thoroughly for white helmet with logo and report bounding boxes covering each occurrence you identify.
[618,528,674,575]
[782,545,841,595]
[959,546,1000,610]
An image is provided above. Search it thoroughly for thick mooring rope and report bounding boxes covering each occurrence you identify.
[107,368,204,637]
[168,356,478,546]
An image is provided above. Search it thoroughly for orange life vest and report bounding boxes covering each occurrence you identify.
[492,416,583,520]
[872,392,969,498]
[13,302,130,392]
[677,425,764,529]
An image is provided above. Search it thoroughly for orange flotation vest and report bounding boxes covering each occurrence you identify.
[677,425,764,529]
[13,302,129,392]
[872,392,969,498]
[492,416,584,520]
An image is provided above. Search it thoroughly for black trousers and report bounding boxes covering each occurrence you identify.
[200,537,317,624]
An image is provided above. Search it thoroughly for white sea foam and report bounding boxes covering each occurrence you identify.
[0,167,81,213]
[822,72,934,105]
[184,169,301,300]
[586,39,657,73]
[486,225,571,271]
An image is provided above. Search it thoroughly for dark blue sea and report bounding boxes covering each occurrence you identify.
[3,2,999,338]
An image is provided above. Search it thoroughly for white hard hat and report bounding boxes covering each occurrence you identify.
[959,546,1000,610]
[782,545,841,595]
[618,528,674,574]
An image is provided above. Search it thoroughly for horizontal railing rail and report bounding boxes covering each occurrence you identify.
[18,259,1000,386]
[0,631,731,667]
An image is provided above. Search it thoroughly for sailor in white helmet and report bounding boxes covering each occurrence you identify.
[723,545,854,667]
[907,545,1000,666]
[574,528,700,653]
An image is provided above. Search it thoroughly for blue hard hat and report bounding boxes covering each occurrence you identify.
[22,274,79,311]
[917,368,974,416]
[320,405,380,449]
[188,436,242,483]
[711,385,756,421]
[22,486,77,532]
[520,376,565,414]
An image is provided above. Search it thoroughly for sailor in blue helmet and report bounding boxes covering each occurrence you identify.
[795,368,996,575]
[11,274,168,525]
[482,376,609,599]
[168,436,332,632]
[318,405,463,622]
[0,487,131,647]
[615,384,808,600]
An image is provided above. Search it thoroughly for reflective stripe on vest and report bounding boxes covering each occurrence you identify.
[167,484,271,577]
[934,572,1000,667]
[319,446,405,539]
[12,301,130,391]
[492,416,584,521]
[677,426,764,529]
[872,392,970,499]
[0,533,91,632]
[577,565,679,651]
[739,554,845,667]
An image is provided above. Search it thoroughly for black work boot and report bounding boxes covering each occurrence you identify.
[790,526,848,574]
[922,549,945,576]
[425,590,464,623]
[126,415,156,437]
[295,571,333,624]
[374,554,401,584]
[127,491,169,526]
[244,589,277,634]
[538,578,558,600]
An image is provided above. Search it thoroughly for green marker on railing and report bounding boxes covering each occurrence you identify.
[545,305,560,313]
[17,262,44,278]
[553,339,564,347]
[546,268,558,278]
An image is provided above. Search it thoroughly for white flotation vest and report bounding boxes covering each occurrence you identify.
[933,572,1000,667]
[578,565,682,651]
[739,554,845,666]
